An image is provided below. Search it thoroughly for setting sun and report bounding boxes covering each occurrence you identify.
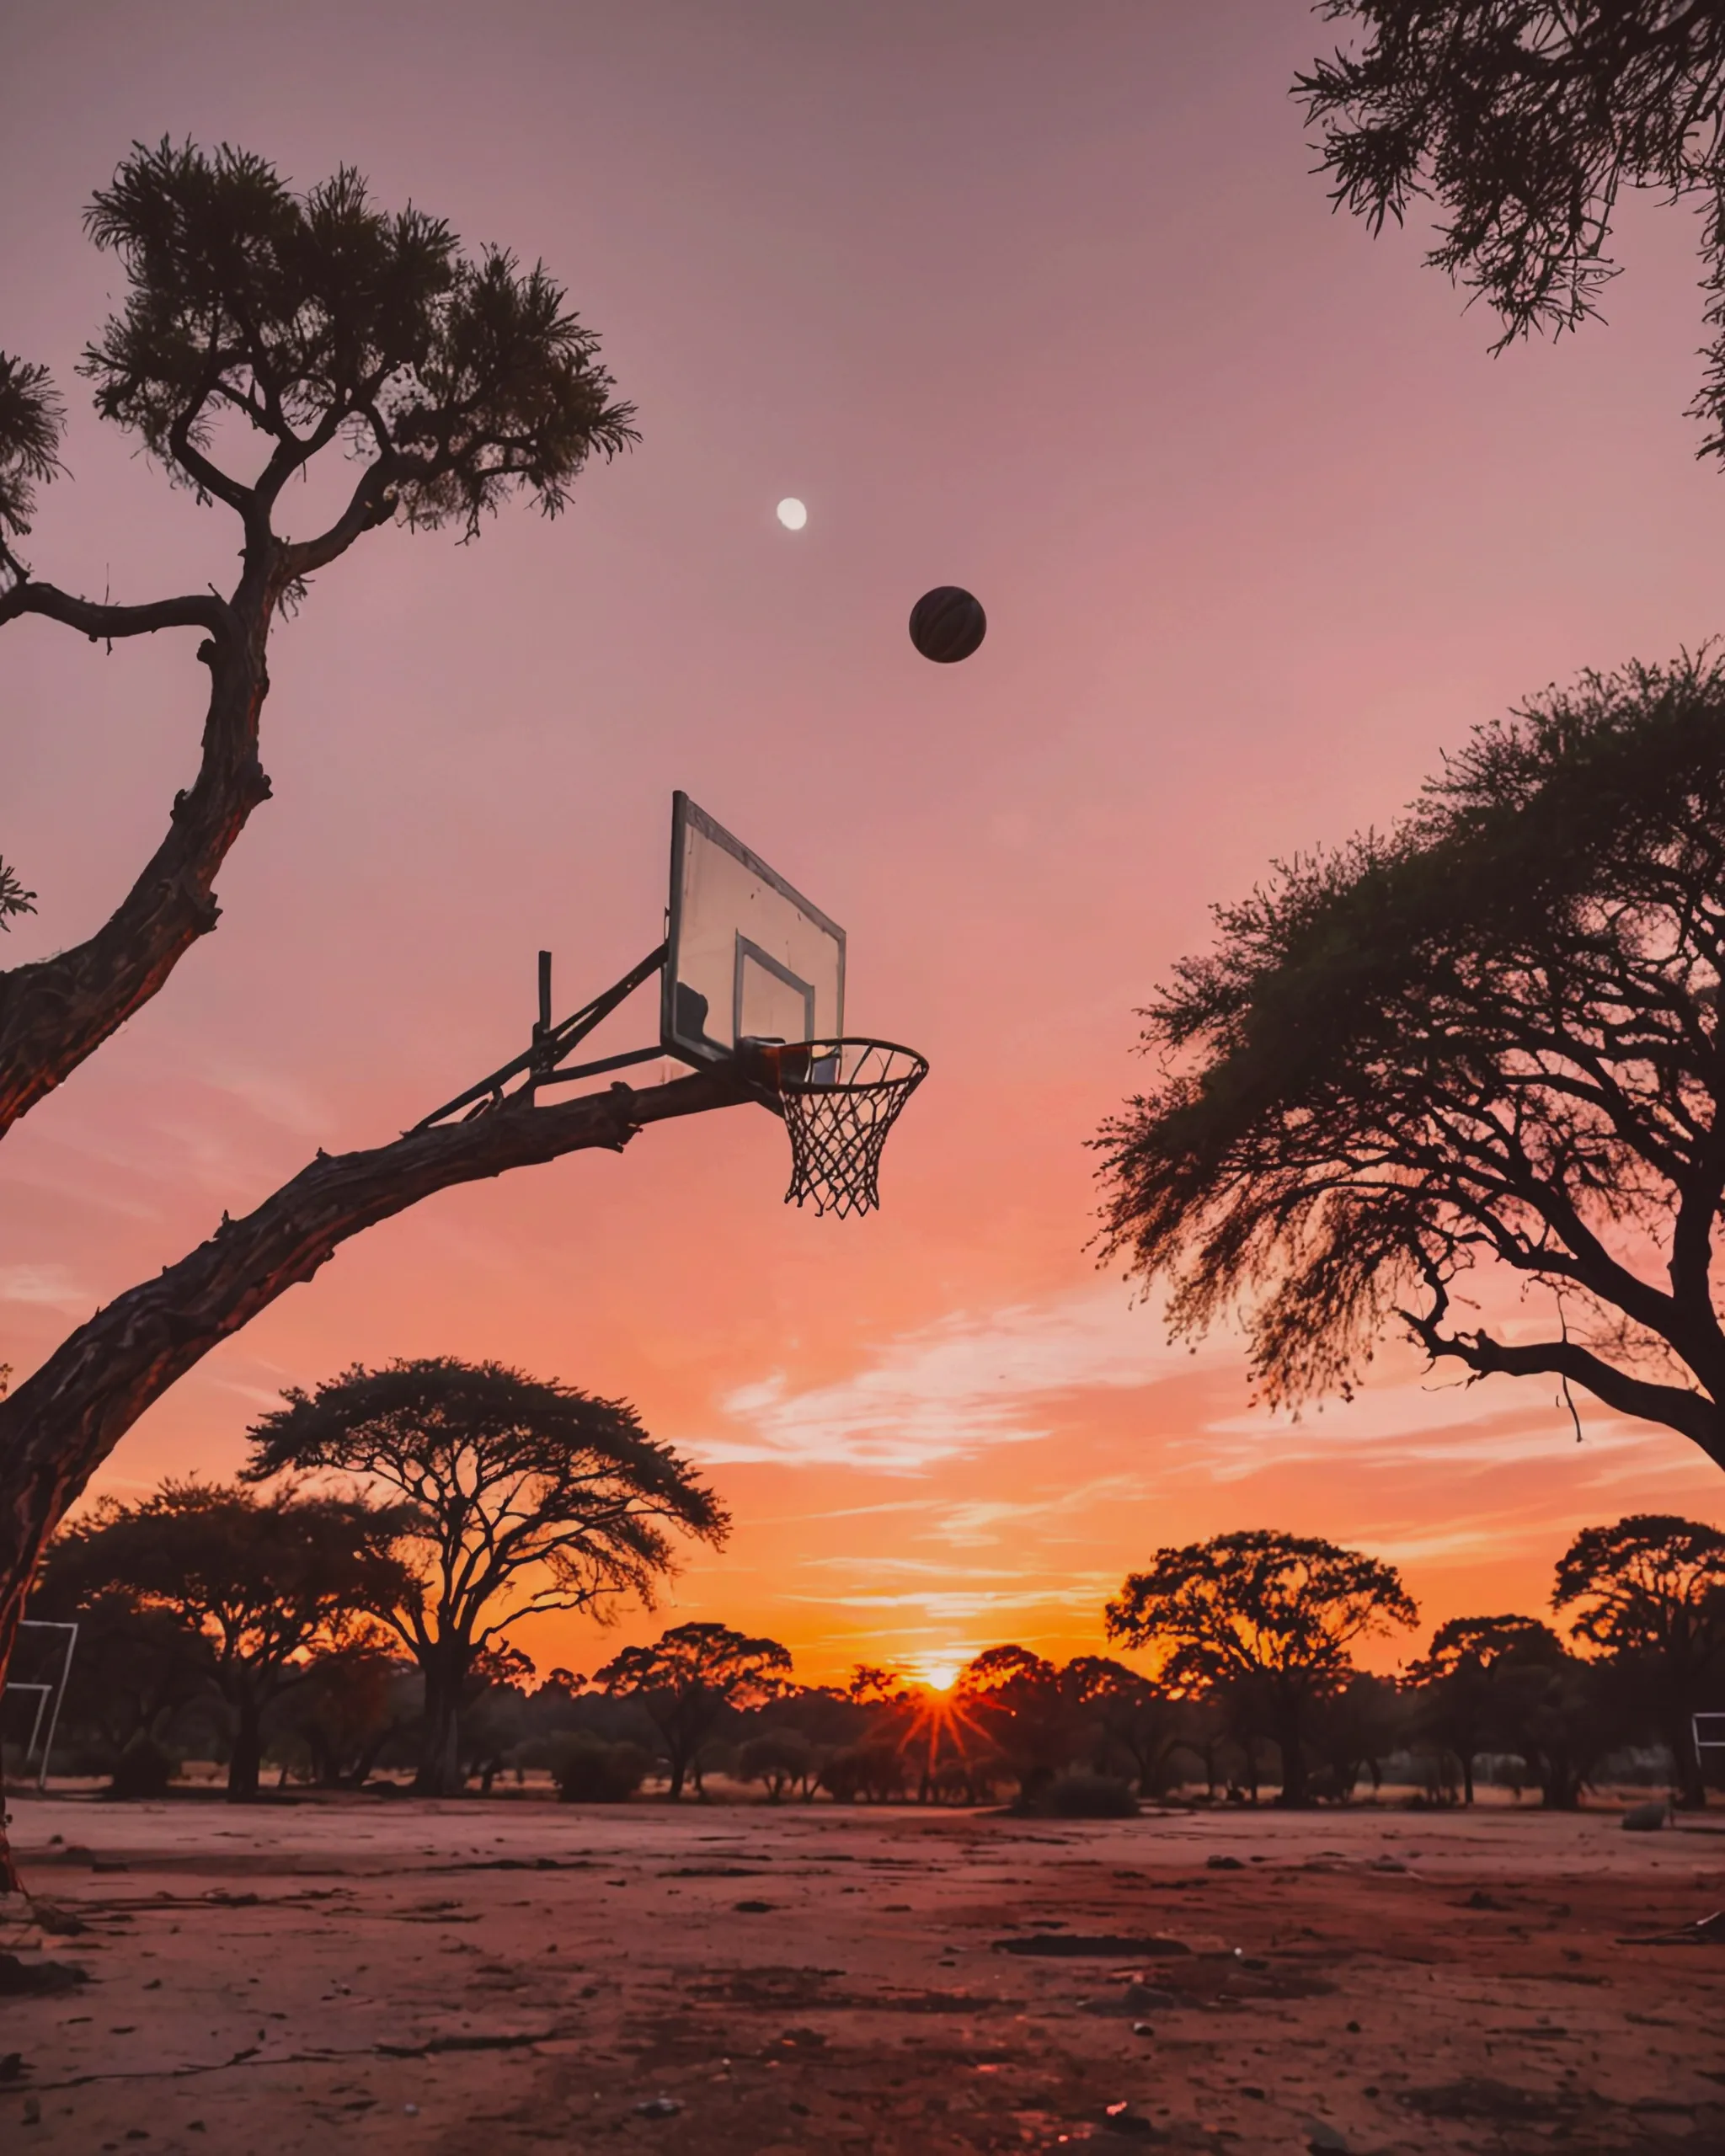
[918,1659,963,1692]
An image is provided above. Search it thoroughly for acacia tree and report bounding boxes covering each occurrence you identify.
[1299,3,1725,459]
[51,1479,410,1799]
[0,145,754,1883]
[245,1358,727,1796]
[1104,1529,1417,1805]
[594,1622,793,1799]
[1098,657,1725,1471]
[1553,1513,1725,1807]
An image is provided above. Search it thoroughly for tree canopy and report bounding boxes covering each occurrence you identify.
[1097,655,1725,1469]
[246,1358,727,1793]
[1553,1511,1725,1805]
[51,1479,409,1798]
[1299,3,1725,458]
[1105,1529,1417,1804]
[0,139,637,1142]
[595,1621,793,1799]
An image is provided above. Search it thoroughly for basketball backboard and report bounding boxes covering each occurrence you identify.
[661,792,846,1066]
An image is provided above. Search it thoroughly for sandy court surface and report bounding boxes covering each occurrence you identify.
[2,1791,1722,2154]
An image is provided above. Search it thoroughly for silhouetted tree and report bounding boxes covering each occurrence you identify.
[0,141,756,1890]
[594,1622,792,1799]
[458,1642,537,1794]
[1098,658,1725,1474]
[737,1729,814,1801]
[51,1480,409,1798]
[1502,1636,1616,1809]
[1298,4,1725,461]
[819,1739,908,1804]
[1310,1671,1405,1801]
[1408,1614,1561,1804]
[1065,1655,1193,1797]
[246,1359,726,1796]
[1105,1530,1417,1805]
[24,1550,206,1781]
[959,1646,1082,1804]
[1554,1513,1725,1807]
[269,1641,409,1790]
[547,1731,652,1802]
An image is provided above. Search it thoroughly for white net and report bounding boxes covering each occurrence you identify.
[752,1039,928,1218]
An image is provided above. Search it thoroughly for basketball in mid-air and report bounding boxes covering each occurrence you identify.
[909,585,986,664]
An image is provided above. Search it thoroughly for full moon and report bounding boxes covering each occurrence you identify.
[776,497,808,531]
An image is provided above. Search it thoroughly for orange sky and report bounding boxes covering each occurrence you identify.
[4,1,1723,1689]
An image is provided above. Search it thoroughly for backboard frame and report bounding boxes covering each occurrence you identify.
[661,791,846,1068]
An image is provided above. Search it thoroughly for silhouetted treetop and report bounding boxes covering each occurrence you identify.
[247,1357,725,1634]
[1097,654,1725,1468]
[1554,1512,1725,1650]
[0,352,63,541]
[1411,1613,1566,1681]
[1107,1530,1418,1691]
[1300,3,1725,456]
[72,139,636,546]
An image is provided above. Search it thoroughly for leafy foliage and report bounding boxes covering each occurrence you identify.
[0,857,35,931]
[248,1358,725,1636]
[1065,1653,1194,1797]
[1554,1512,1725,1804]
[595,1620,793,1797]
[1107,1530,1416,1803]
[547,1730,652,1802]
[1555,1512,1725,1655]
[50,1478,409,1796]
[1097,656,1725,1463]
[1107,1530,1418,1690]
[1299,3,1725,455]
[0,351,64,543]
[77,139,636,536]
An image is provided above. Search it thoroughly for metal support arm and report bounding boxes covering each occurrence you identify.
[411,944,672,1132]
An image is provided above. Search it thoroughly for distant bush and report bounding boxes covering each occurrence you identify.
[104,1738,177,1800]
[737,1730,814,1801]
[1027,1771,1138,1819]
[820,1740,906,1804]
[548,1732,651,1803]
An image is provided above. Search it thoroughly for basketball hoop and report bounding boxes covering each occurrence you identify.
[745,1038,928,1218]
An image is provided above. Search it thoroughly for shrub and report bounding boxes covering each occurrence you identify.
[547,1732,651,1803]
[737,1730,814,1801]
[819,1740,905,1803]
[104,1737,176,1800]
[1028,1771,1138,1819]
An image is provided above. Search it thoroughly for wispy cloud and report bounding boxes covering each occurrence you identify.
[0,1263,91,1315]
[1195,1373,1654,1479]
[697,1285,1208,1471]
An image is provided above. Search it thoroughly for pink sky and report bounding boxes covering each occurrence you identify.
[3,1,1723,1685]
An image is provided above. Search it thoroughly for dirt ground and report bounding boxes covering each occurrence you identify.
[1,1790,1722,2155]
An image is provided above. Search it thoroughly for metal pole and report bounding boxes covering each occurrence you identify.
[35,1621,77,1792]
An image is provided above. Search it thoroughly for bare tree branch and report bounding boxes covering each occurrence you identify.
[0,578,228,641]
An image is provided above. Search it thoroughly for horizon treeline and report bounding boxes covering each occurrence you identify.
[5,1486,1721,1816]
